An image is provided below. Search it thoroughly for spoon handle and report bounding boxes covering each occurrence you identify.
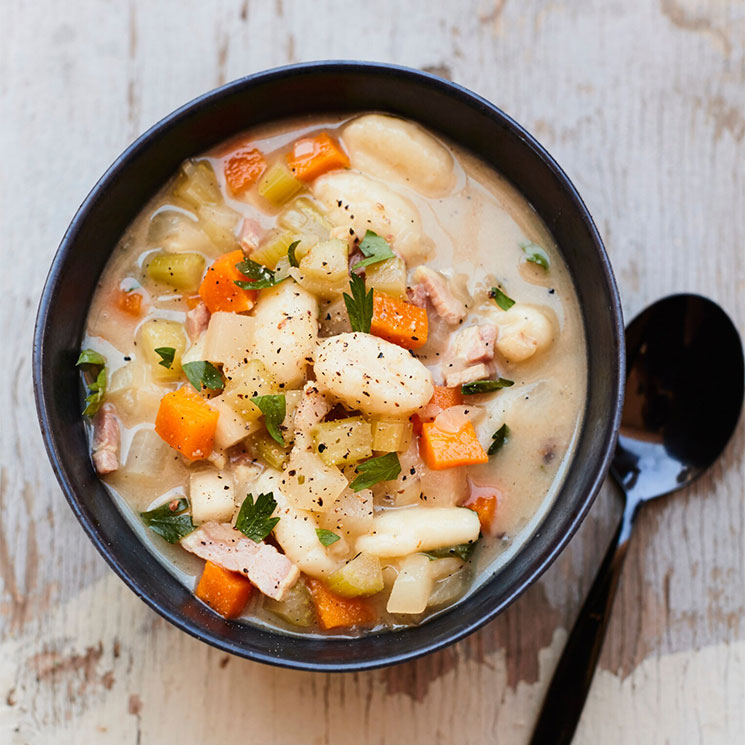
[529,504,636,745]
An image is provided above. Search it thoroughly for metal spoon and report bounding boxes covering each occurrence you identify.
[530,294,744,745]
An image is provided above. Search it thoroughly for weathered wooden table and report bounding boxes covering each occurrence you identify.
[2,1,743,742]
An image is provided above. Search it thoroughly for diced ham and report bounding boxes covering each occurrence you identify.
[450,324,497,365]
[410,266,467,325]
[406,283,428,308]
[185,301,210,341]
[92,403,120,475]
[444,363,489,388]
[293,382,331,450]
[239,218,263,253]
[181,522,300,601]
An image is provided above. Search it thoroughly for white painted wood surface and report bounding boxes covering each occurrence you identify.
[1,0,743,742]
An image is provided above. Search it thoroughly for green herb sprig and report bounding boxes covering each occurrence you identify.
[287,240,301,268]
[489,286,515,311]
[316,529,341,547]
[343,272,374,333]
[251,394,286,446]
[520,241,550,270]
[234,258,288,290]
[76,349,107,416]
[140,497,196,543]
[353,231,395,272]
[424,541,478,562]
[488,423,510,455]
[235,493,280,543]
[154,347,175,369]
[182,360,224,392]
[350,452,401,492]
[461,378,514,395]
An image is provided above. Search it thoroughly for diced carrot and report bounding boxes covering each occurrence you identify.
[306,578,376,630]
[155,387,219,461]
[466,496,497,533]
[196,561,253,619]
[370,292,428,350]
[224,147,267,195]
[286,133,350,182]
[198,249,257,314]
[430,385,463,409]
[116,289,143,316]
[420,420,489,470]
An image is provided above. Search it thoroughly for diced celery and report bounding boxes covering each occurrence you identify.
[281,389,303,444]
[250,229,304,270]
[148,209,211,254]
[327,552,384,598]
[311,417,372,466]
[257,161,304,206]
[264,580,314,627]
[146,252,205,291]
[252,430,290,470]
[371,418,413,453]
[365,256,408,299]
[139,319,187,381]
[282,449,347,511]
[277,196,333,240]
[290,238,349,299]
[223,359,278,421]
[172,159,223,208]
[196,203,240,252]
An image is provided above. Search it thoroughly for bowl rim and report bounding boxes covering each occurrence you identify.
[33,60,625,672]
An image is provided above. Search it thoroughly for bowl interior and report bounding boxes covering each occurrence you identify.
[34,62,623,671]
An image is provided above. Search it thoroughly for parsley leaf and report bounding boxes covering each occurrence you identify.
[316,528,341,547]
[353,230,396,272]
[154,346,175,369]
[234,258,289,290]
[489,286,515,311]
[140,497,196,543]
[461,378,514,395]
[182,360,224,392]
[251,394,286,446]
[235,493,280,543]
[287,240,301,268]
[343,272,373,333]
[520,241,550,270]
[76,349,105,367]
[76,349,106,416]
[350,452,401,492]
[424,541,478,562]
[488,423,510,455]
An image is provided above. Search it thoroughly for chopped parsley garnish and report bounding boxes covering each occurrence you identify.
[350,452,401,492]
[425,541,478,562]
[316,528,341,547]
[140,497,196,543]
[287,240,301,268]
[461,378,514,395]
[251,394,286,446]
[520,241,550,270]
[353,230,396,272]
[489,286,515,311]
[182,360,224,392]
[235,493,280,543]
[76,349,107,416]
[343,271,373,333]
[488,423,510,455]
[154,346,175,369]
[234,258,289,290]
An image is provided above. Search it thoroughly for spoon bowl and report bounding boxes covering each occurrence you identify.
[612,294,744,503]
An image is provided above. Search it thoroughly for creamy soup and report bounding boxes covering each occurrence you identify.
[79,113,586,635]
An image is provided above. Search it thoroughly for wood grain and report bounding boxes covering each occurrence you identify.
[1,0,743,742]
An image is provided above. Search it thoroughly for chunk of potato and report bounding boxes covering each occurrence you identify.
[279,448,348,512]
[386,554,433,614]
[223,359,278,421]
[189,469,235,524]
[139,319,187,381]
[289,237,349,299]
[342,114,455,197]
[202,312,255,369]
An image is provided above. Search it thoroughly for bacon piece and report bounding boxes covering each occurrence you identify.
[92,403,120,474]
[185,301,210,341]
[410,266,467,324]
[181,522,299,601]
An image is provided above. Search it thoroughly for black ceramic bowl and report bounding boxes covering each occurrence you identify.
[33,61,624,671]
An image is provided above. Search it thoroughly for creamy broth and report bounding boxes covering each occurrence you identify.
[82,113,586,635]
